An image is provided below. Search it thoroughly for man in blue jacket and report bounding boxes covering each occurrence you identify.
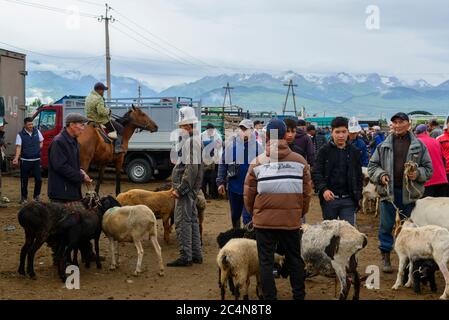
[48,113,92,203]
[217,119,262,229]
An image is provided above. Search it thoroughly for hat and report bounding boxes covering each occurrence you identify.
[348,117,362,133]
[205,123,215,129]
[415,124,428,134]
[391,112,409,122]
[239,119,254,129]
[297,119,307,126]
[65,113,88,125]
[94,82,108,91]
[176,106,198,126]
[266,118,287,140]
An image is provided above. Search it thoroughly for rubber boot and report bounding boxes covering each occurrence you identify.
[381,251,393,273]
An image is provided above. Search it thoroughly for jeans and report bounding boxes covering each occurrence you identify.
[322,197,357,226]
[378,188,415,253]
[20,160,42,200]
[228,190,252,228]
[255,228,305,300]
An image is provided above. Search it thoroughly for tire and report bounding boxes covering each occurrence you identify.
[126,158,153,183]
[153,170,172,181]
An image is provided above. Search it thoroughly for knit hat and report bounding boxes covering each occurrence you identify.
[266,118,287,140]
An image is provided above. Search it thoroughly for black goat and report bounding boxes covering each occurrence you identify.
[402,259,439,294]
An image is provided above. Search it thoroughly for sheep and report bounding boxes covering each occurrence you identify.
[392,220,449,300]
[216,220,368,300]
[216,238,284,300]
[301,220,368,300]
[102,204,164,276]
[17,201,73,280]
[361,167,380,216]
[411,197,449,231]
[116,188,206,244]
[402,258,439,294]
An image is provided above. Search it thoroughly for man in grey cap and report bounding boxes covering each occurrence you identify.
[368,112,432,273]
[85,82,124,153]
[48,113,92,202]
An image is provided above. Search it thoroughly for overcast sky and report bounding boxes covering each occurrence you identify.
[1,0,449,89]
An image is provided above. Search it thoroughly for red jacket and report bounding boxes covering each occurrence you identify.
[418,132,448,186]
[437,130,449,175]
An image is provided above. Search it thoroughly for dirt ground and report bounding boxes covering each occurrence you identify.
[0,174,445,300]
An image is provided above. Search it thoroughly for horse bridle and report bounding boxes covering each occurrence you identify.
[111,112,152,132]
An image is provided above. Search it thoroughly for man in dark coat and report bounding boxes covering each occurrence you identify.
[295,119,315,166]
[48,113,92,202]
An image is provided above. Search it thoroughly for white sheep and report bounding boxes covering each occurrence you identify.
[216,238,284,300]
[392,220,449,300]
[411,197,449,231]
[301,220,368,300]
[361,167,380,216]
[102,205,164,276]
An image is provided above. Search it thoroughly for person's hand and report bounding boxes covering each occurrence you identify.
[12,158,19,166]
[381,174,390,185]
[171,190,179,199]
[83,174,93,184]
[218,184,226,196]
[323,190,335,202]
[407,171,418,181]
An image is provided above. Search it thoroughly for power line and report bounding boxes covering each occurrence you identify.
[115,20,200,67]
[0,40,104,59]
[74,0,104,8]
[111,24,195,67]
[110,7,218,69]
[2,0,98,18]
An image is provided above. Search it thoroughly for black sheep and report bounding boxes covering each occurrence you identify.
[402,258,439,294]
[17,201,75,280]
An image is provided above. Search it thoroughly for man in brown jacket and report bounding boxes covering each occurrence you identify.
[244,118,312,300]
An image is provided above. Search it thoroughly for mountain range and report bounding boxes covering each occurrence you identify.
[27,69,449,117]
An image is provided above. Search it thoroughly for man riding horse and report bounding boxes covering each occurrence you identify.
[85,82,124,153]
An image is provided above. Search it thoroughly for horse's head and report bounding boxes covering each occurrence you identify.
[121,105,158,132]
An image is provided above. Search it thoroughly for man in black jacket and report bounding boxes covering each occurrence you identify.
[312,117,363,226]
[48,113,92,202]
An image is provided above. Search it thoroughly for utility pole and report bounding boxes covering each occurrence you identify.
[137,84,142,106]
[282,79,298,116]
[222,82,234,107]
[98,3,115,100]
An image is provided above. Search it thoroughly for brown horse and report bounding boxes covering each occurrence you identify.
[79,105,158,195]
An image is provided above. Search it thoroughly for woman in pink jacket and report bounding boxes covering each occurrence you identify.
[415,124,448,197]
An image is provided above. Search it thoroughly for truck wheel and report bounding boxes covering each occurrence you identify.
[126,158,153,183]
[153,170,172,181]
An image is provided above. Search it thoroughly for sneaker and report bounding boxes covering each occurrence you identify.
[19,198,27,205]
[192,257,203,264]
[33,197,40,202]
[166,258,192,267]
[381,252,393,273]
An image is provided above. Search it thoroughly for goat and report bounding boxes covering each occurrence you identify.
[411,197,449,231]
[402,258,439,294]
[361,167,380,216]
[392,220,449,300]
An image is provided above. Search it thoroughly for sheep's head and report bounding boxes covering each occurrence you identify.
[99,195,121,214]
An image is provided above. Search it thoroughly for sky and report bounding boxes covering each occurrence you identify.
[1,0,449,90]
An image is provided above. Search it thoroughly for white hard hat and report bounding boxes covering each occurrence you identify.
[348,117,362,133]
[176,106,198,126]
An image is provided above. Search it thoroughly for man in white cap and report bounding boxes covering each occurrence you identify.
[216,119,262,228]
[167,107,203,267]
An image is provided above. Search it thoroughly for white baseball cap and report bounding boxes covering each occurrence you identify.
[239,119,254,129]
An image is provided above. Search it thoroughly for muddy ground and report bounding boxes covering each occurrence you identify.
[0,174,444,300]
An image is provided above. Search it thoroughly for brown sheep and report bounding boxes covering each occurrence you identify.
[116,188,206,244]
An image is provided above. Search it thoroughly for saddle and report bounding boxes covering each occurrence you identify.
[88,122,113,144]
